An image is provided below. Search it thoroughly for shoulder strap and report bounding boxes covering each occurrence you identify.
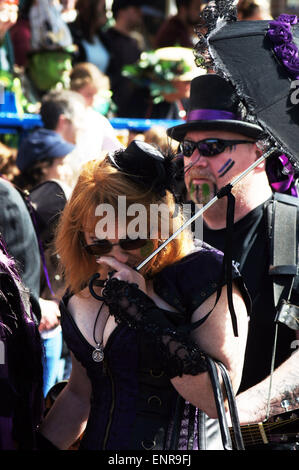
[266,192,299,330]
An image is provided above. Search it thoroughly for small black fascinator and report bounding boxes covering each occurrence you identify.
[108,140,176,197]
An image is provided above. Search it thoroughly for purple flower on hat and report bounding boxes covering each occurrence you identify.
[267,14,299,79]
[276,14,298,25]
[268,154,298,197]
[282,56,299,79]
[268,22,292,44]
[274,42,298,62]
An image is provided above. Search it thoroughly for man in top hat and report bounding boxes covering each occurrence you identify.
[168,74,299,450]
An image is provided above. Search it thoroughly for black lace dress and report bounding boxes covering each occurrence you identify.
[60,243,250,450]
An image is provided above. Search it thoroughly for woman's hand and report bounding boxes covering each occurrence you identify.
[96,256,147,294]
[39,298,61,332]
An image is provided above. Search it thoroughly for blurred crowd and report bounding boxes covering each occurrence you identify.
[0,0,274,117]
[0,0,275,178]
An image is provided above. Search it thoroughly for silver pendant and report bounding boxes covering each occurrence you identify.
[92,343,104,362]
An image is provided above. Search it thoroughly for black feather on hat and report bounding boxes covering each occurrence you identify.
[108,140,176,198]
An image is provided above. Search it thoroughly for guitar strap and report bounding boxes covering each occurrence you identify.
[265,192,299,418]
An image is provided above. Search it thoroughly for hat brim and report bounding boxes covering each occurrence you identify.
[167,119,265,142]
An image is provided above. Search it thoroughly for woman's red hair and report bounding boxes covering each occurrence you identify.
[56,157,194,294]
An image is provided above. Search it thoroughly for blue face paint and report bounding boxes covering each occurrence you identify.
[218,159,235,178]
[218,158,233,174]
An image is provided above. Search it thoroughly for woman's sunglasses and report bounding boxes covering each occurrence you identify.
[179,138,255,158]
[80,234,148,256]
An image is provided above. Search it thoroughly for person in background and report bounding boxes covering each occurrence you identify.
[139,4,165,50]
[69,0,111,74]
[14,0,74,106]
[121,46,205,120]
[1,158,45,446]
[69,61,122,166]
[143,126,177,153]
[0,0,18,71]
[154,0,202,49]
[14,88,86,397]
[10,0,34,68]
[15,128,74,397]
[0,176,41,322]
[105,0,144,117]
[0,1,43,316]
[0,234,44,449]
[237,0,272,20]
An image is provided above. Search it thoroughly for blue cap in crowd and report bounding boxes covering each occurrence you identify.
[16,128,75,172]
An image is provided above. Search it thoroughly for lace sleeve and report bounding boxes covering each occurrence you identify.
[102,278,208,379]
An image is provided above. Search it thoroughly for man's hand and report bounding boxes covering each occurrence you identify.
[231,348,299,426]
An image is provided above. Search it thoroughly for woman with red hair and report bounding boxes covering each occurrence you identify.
[38,141,249,450]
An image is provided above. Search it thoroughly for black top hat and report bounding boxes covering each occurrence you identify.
[167,74,265,142]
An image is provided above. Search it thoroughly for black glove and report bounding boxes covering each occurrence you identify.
[102,278,208,379]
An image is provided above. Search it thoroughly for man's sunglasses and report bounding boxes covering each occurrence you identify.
[179,139,255,158]
[80,234,148,256]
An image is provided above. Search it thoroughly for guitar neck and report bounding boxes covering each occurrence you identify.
[230,409,299,448]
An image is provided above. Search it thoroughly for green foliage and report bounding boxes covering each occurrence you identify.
[122,50,192,104]
[0,70,33,115]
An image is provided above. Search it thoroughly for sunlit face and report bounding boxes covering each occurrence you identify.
[78,83,99,107]
[183,129,257,205]
[62,101,87,144]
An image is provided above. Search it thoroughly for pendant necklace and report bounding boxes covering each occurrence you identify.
[92,302,104,362]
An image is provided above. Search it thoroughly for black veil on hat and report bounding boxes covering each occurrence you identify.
[193,0,299,171]
[108,140,176,197]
